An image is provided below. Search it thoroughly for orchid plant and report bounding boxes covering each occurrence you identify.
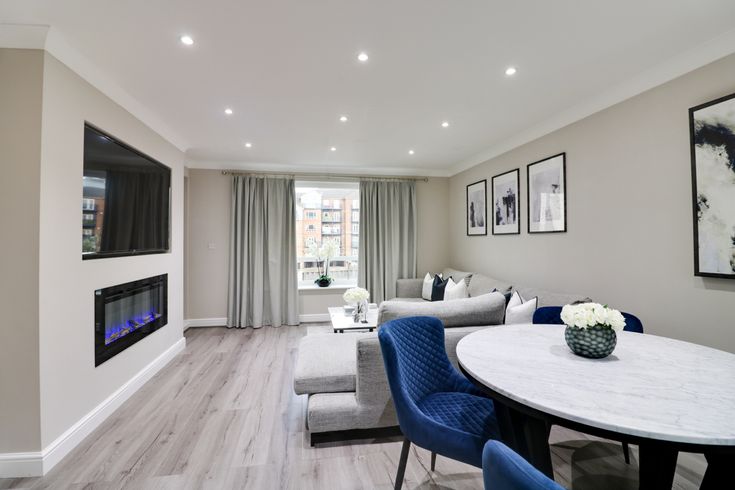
[308,240,339,283]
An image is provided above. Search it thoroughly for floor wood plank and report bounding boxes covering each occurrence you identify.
[0,325,707,489]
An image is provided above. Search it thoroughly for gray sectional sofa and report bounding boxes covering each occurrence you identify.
[293,268,589,445]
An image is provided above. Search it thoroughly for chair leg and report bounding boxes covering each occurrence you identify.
[394,438,411,490]
[430,451,437,471]
[622,442,630,464]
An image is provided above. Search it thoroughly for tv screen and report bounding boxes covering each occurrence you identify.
[82,124,171,259]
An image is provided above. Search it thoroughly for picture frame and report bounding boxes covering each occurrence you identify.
[689,91,735,279]
[527,153,566,233]
[491,169,520,235]
[466,179,487,236]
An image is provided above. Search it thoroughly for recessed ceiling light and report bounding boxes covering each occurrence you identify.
[224,108,233,115]
[339,115,349,122]
[408,150,415,155]
[505,66,517,76]
[244,142,252,148]
[357,52,369,62]
[441,121,450,128]
[330,146,337,152]
[180,35,194,46]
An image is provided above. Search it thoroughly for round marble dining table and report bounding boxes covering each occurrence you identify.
[457,324,735,490]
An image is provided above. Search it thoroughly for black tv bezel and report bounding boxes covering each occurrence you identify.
[82,123,172,260]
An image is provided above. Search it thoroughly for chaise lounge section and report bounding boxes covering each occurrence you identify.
[294,268,589,444]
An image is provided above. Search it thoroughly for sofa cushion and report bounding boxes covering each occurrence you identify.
[514,285,590,308]
[378,292,506,327]
[294,333,371,395]
[468,273,512,297]
[442,267,473,285]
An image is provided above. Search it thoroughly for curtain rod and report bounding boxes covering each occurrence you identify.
[220,170,429,182]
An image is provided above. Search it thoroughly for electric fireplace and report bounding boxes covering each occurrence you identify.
[95,274,168,366]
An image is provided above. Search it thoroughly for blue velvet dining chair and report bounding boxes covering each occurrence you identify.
[378,316,501,490]
[532,306,644,333]
[532,306,643,464]
[483,440,564,490]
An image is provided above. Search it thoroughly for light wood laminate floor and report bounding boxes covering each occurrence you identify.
[1,326,707,489]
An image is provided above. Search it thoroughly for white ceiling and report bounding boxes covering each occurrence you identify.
[3,0,735,176]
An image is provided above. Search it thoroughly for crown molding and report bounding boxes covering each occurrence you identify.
[43,28,189,152]
[1,23,189,153]
[449,27,735,176]
[0,23,49,48]
[185,158,452,178]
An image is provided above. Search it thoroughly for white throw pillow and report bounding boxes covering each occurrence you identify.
[443,278,469,300]
[421,273,436,301]
[505,291,538,324]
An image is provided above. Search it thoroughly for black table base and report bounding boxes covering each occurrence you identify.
[461,366,733,490]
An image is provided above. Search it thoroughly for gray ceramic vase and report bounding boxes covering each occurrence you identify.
[564,325,617,359]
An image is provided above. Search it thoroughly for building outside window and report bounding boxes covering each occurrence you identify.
[295,182,359,287]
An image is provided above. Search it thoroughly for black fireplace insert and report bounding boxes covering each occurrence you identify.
[95,274,168,366]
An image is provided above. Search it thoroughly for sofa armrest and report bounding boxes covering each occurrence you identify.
[396,278,424,299]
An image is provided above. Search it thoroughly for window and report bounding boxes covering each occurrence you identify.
[296,182,359,287]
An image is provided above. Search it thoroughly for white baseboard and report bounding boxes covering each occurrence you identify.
[184,317,227,329]
[0,452,42,479]
[0,337,186,478]
[185,315,330,327]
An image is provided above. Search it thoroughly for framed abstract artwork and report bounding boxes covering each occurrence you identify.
[689,92,735,279]
[527,153,566,233]
[491,169,520,235]
[466,179,487,236]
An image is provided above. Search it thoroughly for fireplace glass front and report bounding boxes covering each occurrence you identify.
[95,274,168,366]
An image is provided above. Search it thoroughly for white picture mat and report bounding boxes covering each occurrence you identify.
[492,170,519,234]
[467,180,487,235]
[528,154,566,232]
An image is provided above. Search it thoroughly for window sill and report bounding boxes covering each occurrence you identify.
[298,284,357,292]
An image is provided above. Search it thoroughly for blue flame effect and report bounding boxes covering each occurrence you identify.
[105,310,159,345]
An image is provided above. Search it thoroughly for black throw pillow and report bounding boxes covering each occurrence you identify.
[492,287,513,306]
[431,275,451,301]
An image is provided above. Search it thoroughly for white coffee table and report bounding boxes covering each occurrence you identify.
[329,305,378,333]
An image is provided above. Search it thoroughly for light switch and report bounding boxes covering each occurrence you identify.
[207,242,216,250]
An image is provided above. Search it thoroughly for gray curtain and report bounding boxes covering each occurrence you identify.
[227,176,299,328]
[358,180,417,303]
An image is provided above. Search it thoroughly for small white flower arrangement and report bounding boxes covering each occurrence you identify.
[343,287,370,304]
[561,303,626,332]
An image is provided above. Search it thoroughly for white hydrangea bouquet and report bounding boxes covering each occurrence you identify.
[561,303,626,358]
[343,287,370,304]
[561,303,626,331]
[343,287,370,323]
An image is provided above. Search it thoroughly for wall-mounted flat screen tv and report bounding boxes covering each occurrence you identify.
[82,124,171,259]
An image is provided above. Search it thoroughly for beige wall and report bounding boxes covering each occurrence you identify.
[185,171,450,319]
[186,169,230,318]
[36,53,185,447]
[0,49,43,452]
[416,177,450,274]
[449,53,735,353]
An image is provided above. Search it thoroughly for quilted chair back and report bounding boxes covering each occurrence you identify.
[482,441,563,490]
[532,306,644,333]
[379,316,455,404]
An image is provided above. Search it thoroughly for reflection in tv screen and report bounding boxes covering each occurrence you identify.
[82,125,171,259]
